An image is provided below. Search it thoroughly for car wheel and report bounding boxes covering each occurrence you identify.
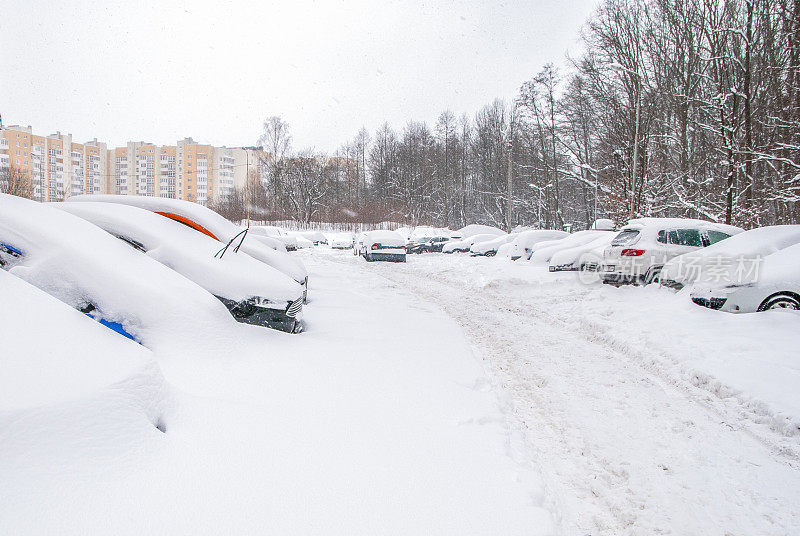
[485,251,496,257]
[757,293,800,311]
[642,267,662,285]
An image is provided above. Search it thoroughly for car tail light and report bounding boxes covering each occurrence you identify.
[401,246,406,251]
[371,244,378,250]
[621,248,645,257]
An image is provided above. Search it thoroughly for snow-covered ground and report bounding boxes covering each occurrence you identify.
[327,249,800,535]
[4,244,799,535]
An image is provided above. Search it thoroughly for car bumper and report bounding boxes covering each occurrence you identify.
[217,296,303,333]
[370,252,406,262]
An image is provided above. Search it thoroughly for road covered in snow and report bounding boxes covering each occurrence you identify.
[314,247,800,536]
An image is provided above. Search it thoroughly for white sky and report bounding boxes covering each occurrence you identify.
[0,0,598,152]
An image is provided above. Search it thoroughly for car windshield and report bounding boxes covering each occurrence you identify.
[611,230,640,246]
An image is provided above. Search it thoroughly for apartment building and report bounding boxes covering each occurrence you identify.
[0,125,108,202]
[1,124,258,205]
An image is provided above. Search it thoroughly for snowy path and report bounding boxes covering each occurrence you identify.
[317,250,800,536]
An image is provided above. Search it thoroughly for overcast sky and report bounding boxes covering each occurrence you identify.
[0,0,598,152]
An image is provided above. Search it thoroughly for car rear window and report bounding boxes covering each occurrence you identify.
[706,230,732,245]
[667,228,703,247]
[611,230,640,246]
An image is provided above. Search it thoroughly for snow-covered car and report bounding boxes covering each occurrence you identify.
[450,224,505,241]
[531,230,610,265]
[470,234,515,256]
[600,218,743,286]
[359,230,406,262]
[406,236,451,254]
[330,233,355,249]
[248,226,298,251]
[548,231,617,271]
[0,193,235,347]
[443,233,499,254]
[66,194,309,299]
[660,225,800,290]
[55,202,304,333]
[508,230,570,260]
[1,266,167,420]
[690,242,800,313]
[301,230,328,245]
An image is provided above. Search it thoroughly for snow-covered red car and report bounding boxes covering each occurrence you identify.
[55,202,305,333]
[66,194,309,300]
[359,230,406,262]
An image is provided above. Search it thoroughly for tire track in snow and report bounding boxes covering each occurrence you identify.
[318,253,800,536]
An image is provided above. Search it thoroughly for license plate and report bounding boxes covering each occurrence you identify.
[604,265,615,272]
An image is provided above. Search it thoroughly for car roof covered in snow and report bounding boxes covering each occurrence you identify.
[624,217,743,235]
[55,202,302,303]
[0,193,232,347]
[363,229,405,245]
[662,225,800,285]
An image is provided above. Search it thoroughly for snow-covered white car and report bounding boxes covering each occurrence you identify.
[330,233,355,249]
[248,225,298,251]
[301,230,328,245]
[66,194,309,299]
[55,202,304,333]
[359,230,406,262]
[548,231,617,271]
[600,218,743,285]
[660,225,800,290]
[690,242,800,313]
[0,194,235,347]
[508,230,570,260]
[469,233,515,256]
[531,230,612,265]
[443,233,499,254]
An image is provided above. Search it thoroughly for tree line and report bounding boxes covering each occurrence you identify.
[214,0,800,230]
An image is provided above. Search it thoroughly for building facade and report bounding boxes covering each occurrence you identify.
[1,124,254,205]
